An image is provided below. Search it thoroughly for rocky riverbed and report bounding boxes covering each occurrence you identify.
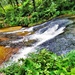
[0,16,75,66]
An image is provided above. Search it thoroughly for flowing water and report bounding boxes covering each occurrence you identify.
[0,16,75,67]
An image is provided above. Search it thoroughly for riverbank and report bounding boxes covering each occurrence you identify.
[0,0,75,28]
[0,14,75,30]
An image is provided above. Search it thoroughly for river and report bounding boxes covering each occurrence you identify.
[0,15,75,67]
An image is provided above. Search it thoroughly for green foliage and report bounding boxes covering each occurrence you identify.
[20,17,29,27]
[1,49,75,75]
[0,6,5,17]
[4,4,14,12]
[0,0,75,27]
[19,0,33,16]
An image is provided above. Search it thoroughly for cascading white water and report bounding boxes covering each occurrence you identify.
[1,18,73,67]
[10,24,65,62]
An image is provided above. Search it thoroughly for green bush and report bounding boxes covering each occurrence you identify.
[1,0,75,28]
[1,49,75,75]
[5,8,21,26]
[23,17,29,26]
[19,0,33,16]
[4,4,14,12]
[0,7,5,17]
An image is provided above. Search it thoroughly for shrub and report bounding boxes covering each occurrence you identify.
[23,17,29,26]
[20,17,29,27]
[1,0,75,28]
[4,4,14,12]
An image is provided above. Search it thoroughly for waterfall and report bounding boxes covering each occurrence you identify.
[0,18,74,67]
[6,18,73,61]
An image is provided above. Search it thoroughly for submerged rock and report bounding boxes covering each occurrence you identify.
[24,39,37,47]
[0,46,19,65]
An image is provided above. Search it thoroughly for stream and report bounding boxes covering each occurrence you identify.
[0,16,75,67]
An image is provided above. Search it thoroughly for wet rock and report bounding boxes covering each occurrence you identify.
[24,39,37,47]
[16,31,31,36]
[9,42,25,48]
[0,46,19,65]
[0,37,9,41]
[38,33,75,55]
[0,26,22,32]
[0,41,10,46]
[3,34,22,40]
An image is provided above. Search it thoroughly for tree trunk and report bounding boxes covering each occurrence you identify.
[32,0,36,11]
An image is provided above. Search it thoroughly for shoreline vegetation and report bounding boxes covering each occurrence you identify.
[0,49,75,75]
[0,0,75,28]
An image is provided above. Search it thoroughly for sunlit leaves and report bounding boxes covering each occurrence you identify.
[1,49,75,75]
